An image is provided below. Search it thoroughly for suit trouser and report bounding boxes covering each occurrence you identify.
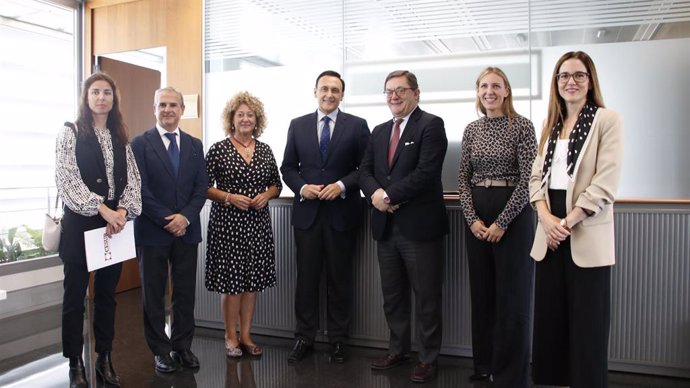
[532,189,611,388]
[376,223,444,364]
[293,210,355,343]
[62,260,122,358]
[464,186,534,388]
[138,240,198,355]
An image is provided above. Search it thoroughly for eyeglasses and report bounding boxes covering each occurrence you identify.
[556,71,589,84]
[383,87,413,97]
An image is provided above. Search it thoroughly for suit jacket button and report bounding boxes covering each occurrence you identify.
[321,168,325,172]
[96,178,103,183]
[386,176,391,180]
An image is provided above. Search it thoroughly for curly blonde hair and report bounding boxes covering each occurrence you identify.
[221,91,267,138]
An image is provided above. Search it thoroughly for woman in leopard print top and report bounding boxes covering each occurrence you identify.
[457,67,537,387]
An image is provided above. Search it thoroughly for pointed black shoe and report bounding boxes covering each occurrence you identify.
[330,342,347,364]
[171,349,200,368]
[287,339,312,363]
[68,357,88,388]
[95,352,121,387]
[155,354,180,373]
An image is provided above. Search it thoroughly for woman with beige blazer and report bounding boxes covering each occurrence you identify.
[529,51,623,388]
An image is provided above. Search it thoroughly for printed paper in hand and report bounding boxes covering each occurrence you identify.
[84,222,136,272]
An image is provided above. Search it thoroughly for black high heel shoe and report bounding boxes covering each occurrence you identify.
[68,357,88,388]
[95,351,121,387]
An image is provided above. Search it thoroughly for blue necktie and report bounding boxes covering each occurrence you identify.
[164,132,180,176]
[319,116,331,161]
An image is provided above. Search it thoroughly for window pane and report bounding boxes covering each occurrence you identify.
[0,0,76,263]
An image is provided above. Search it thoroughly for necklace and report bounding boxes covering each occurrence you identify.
[232,136,254,157]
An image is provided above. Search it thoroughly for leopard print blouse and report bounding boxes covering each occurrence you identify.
[457,115,537,230]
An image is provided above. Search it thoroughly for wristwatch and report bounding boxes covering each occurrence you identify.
[559,218,569,229]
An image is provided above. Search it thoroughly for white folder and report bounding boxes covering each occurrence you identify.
[84,221,136,272]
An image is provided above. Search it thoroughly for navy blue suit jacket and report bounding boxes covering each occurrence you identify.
[131,127,208,246]
[281,110,370,231]
[359,107,449,241]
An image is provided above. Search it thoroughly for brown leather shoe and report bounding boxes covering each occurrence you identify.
[410,362,436,383]
[370,353,410,370]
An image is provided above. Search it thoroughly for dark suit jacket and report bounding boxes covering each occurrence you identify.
[359,106,449,241]
[131,127,208,246]
[281,110,370,231]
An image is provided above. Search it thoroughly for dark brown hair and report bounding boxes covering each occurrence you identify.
[75,72,128,145]
[538,51,606,153]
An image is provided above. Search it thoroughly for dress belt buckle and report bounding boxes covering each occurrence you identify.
[483,179,491,188]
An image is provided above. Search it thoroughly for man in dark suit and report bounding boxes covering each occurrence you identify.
[359,70,448,383]
[281,70,370,364]
[131,87,208,373]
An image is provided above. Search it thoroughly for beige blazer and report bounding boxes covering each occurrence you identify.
[529,108,623,268]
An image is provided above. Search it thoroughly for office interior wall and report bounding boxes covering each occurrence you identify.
[204,1,690,200]
[85,0,203,138]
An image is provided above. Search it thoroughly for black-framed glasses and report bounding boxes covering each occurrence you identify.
[383,87,413,97]
[556,71,589,83]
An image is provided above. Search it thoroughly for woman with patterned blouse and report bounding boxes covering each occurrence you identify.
[457,67,537,387]
[205,91,282,358]
[55,72,141,388]
[529,51,622,388]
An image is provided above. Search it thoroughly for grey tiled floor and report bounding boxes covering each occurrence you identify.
[0,289,688,387]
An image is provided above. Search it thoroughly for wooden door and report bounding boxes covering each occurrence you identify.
[98,57,161,293]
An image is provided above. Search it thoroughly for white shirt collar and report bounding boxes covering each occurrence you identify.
[156,123,180,137]
[392,108,415,130]
[317,108,339,123]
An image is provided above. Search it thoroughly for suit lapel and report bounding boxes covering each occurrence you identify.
[328,111,347,153]
[308,111,321,157]
[381,120,395,170]
[85,134,108,178]
[147,128,177,179]
[389,107,421,170]
[178,130,194,179]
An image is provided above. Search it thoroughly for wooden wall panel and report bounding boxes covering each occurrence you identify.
[91,0,165,55]
[85,0,203,139]
[166,0,202,139]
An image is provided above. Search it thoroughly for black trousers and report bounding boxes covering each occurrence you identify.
[376,223,444,364]
[138,240,198,356]
[532,189,611,388]
[62,261,122,358]
[465,186,534,388]
[293,210,355,343]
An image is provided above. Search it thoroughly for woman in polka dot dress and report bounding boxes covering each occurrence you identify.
[205,91,282,358]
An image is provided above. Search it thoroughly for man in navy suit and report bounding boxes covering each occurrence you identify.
[281,70,370,364]
[131,87,208,373]
[359,70,448,383]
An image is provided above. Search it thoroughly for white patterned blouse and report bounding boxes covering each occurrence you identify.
[55,124,141,218]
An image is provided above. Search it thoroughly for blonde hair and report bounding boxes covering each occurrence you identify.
[475,67,517,119]
[221,91,267,138]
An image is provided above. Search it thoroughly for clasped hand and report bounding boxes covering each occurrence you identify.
[470,220,505,243]
[541,213,570,251]
[164,213,188,237]
[302,183,342,201]
[100,206,127,237]
[371,188,399,213]
[228,192,271,210]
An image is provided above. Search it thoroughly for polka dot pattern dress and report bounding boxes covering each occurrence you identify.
[204,138,282,295]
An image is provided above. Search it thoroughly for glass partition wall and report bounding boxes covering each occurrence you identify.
[204,0,690,200]
[0,0,78,264]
